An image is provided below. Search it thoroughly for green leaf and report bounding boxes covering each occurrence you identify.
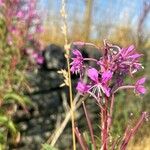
[0,115,9,124]
[42,144,58,150]
[0,115,17,135]
[3,92,30,110]
[83,131,95,150]
[7,120,17,134]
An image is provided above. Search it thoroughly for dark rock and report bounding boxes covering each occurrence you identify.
[42,44,65,70]
[13,43,102,150]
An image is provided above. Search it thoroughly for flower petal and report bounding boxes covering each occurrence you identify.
[76,81,90,94]
[136,77,146,85]
[135,85,147,94]
[87,68,99,82]
[101,85,110,97]
[101,70,113,84]
[73,49,82,57]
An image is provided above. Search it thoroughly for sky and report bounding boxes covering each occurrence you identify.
[37,0,150,38]
[37,0,149,22]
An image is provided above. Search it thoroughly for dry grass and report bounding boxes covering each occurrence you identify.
[128,136,150,150]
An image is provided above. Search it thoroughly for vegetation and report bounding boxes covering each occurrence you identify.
[0,0,149,149]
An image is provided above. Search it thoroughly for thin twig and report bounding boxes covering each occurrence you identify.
[82,101,97,150]
[120,112,148,150]
[47,94,89,146]
[74,127,89,150]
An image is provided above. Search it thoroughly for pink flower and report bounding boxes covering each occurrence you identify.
[118,45,143,74]
[36,55,44,64]
[0,0,3,6]
[135,77,147,94]
[70,50,84,74]
[87,68,99,83]
[87,68,111,97]
[31,52,44,64]
[16,11,24,19]
[101,85,110,97]
[120,45,142,60]
[101,70,113,84]
[76,81,91,94]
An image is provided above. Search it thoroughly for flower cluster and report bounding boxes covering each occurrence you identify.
[0,0,44,64]
[71,42,147,100]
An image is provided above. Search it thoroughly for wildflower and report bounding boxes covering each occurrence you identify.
[31,52,44,64]
[70,49,84,74]
[16,11,24,19]
[87,68,99,83]
[76,81,90,94]
[101,70,113,84]
[135,77,147,95]
[36,55,44,64]
[0,0,4,6]
[87,68,111,97]
[117,45,143,74]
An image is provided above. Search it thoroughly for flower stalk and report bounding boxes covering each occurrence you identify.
[70,41,147,149]
[61,0,76,149]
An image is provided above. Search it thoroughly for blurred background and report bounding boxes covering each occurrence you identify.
[0,0,150,150]
[37,1,150,148]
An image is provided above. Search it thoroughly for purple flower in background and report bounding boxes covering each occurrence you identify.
[31,52,44,64]
[0,0,4,6]
[16,10,24,19]
[36,55,44,64]
[70,49,84,74]
[76,81,91,94]
[135,77,147,95]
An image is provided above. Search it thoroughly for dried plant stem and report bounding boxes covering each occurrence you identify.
[48,94,88,147]
[60,0,76,149]
[120,112,148,150]
[66,54,76,150]
[74,127,88,150]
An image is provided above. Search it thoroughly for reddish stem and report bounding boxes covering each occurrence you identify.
[82,101,97,150]
[74,127,89,150]
[101,97,109,150]
[120,112,148,150]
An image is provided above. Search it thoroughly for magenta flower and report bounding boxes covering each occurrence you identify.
[70,49,84,74]
[31,52,44,64]
[101,70,113,84]
[101,85,110,97]
[76,81,91,94]
[70,42,147,98]
[16,11,24,19]
[120,45,142,60]
[36,55,44,64]
[0,0,4,6]
[87,68,99,83]
[118,45,143,74]
[87,68,111,97]
[135,77,147,94]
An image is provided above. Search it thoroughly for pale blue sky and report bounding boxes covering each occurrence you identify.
[37,0,150,38]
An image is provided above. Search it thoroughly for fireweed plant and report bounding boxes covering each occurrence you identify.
[71,41,148,150]
[0,0,43,148]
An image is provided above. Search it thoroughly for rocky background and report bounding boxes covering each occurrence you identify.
[12,44,101,150]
